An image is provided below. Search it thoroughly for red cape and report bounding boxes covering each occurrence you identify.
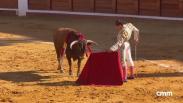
[76,51,124,86]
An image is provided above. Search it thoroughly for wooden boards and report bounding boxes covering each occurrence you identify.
[1,0,183,17]
[28,0,51,10]
[73,0,94,12]
[181,0,183,17]
[161,0,183,17]
[139,0,160,16]
[117,0,139,15]
[52,0,72,11]
[95,0,116,13]
[0,0,18,8]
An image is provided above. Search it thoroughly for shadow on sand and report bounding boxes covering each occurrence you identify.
[0,38,36,46]
[138,72,183,78]
[0,71,50,83]
[37,81,78,86]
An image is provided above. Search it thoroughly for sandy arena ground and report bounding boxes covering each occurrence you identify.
[0,14,183,103]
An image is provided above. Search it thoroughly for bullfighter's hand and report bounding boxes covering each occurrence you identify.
[134,39,139,46]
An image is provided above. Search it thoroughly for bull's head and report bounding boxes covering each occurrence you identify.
[70,40,97,59]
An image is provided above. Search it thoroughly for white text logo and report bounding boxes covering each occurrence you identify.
[156,91,173,97]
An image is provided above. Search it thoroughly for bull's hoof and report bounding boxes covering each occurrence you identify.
[69,72,73,76]
[57,66,61,70]
[60,69,64,73]
[77,73,80,77]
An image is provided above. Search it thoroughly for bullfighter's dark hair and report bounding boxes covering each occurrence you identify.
[115,19,124,26]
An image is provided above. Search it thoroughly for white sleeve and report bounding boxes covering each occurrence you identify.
[110,35,124,51]
[132,24,139,41]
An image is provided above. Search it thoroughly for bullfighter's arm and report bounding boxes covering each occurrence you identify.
[110,33,124,51]
[131,23,140,43]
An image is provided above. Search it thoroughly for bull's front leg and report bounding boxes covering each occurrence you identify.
[58,56,64,73]
[77,59,81,77]
[67,58,73,76]
[57,47,65,73]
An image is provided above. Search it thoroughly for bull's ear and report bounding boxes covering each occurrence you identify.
[70,40,79,49]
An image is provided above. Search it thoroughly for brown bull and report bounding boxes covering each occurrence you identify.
[53,28,96,76]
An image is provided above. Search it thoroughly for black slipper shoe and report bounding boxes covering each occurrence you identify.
[128,76,135,79]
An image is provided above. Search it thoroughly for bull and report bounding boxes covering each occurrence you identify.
[53,28,97,76]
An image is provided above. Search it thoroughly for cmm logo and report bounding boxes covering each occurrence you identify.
[156,91,173,97]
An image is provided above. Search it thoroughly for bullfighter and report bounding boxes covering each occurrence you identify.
[109,19,140,82]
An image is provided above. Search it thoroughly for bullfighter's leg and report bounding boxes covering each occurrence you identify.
[77,59,81,76]
[67,58,73,76]
[122,42,128,82]
[126,43,135,79]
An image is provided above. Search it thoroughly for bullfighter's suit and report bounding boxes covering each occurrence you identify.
[110,23,139,81]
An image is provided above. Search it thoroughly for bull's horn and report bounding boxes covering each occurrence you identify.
[86,40,98,45]
[70,40,79,49]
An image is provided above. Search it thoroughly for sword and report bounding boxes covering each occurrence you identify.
[134,45,138,77]
[135,45,137,61]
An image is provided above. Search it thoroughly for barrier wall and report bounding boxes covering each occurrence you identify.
[95,0,116,13]
[28,0,51,10]
[161,0,183,17]
[0,0,18,8]
[52,0,72,11]
[117,0,139,15]
[0,0,183,17]
[139,0,160,16]
[73,0,94,12]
